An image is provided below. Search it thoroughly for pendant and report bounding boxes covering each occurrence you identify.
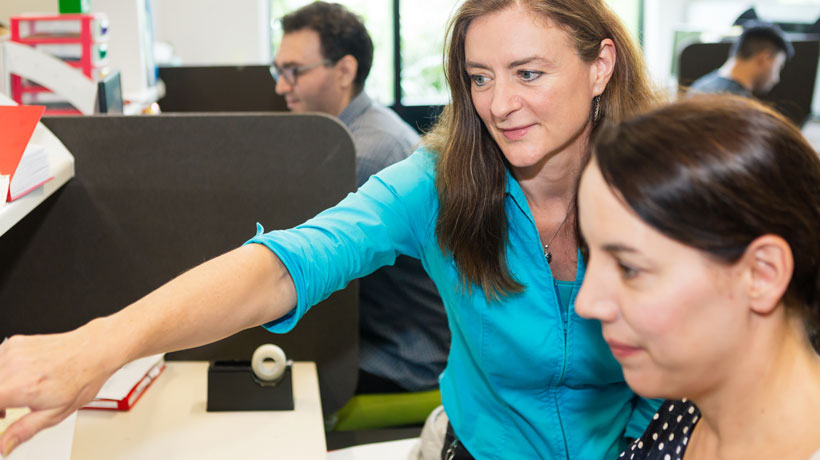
[544,246,552,264]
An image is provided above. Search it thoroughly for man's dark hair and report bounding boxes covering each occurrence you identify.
[731,22,794,61]
[281,2,373,94]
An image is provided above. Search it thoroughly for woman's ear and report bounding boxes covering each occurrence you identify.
[742,235,793,315]
[591,38,616,96]
[335,55,358,90]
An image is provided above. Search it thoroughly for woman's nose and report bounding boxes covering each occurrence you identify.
[575,272,619,323]
[490,78,523,119]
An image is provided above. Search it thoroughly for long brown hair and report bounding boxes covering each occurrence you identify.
[593,94,820,346]
[426,0,662,299]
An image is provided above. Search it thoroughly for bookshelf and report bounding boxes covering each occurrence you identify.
[9,13,109,115]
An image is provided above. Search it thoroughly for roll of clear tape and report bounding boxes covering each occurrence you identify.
[251,344,287,382]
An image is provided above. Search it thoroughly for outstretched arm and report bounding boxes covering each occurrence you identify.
[0,243,295,457]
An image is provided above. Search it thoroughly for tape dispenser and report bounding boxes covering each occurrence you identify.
[206,343,294,411]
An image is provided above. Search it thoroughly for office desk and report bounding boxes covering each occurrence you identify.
[73,362,327,459]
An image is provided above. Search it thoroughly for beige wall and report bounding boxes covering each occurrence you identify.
[152,0,271,65]
[0,0,58,25]
[1,0,271,66]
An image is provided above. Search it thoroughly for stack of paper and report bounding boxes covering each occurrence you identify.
[8,143,51,202]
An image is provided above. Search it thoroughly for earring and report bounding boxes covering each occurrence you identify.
[593,95,601,123]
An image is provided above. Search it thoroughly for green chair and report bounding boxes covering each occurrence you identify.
[331,389,442,431]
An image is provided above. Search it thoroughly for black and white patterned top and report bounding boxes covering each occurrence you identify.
[621,399,820,460]
[619,399,699,460]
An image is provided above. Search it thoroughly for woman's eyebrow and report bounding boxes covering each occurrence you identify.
[465,61,491,70]
[602,243,640,255]
[508,56,552,68]
[465,56,554,70]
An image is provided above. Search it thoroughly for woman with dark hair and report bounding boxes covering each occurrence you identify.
[576,94,820,460]
[0,1,662,459]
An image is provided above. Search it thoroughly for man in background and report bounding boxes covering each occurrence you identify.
[272,2,449,395]
[689,22,793,98]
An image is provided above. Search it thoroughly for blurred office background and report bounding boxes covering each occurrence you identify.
[2,0,819,129]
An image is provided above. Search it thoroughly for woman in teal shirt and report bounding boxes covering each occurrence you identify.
[0,1,662,459]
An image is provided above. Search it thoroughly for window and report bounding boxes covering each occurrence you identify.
[399,0,462,106]
[607,0,643,44]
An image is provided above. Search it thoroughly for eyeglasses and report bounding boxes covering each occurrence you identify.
[270,59,333,86]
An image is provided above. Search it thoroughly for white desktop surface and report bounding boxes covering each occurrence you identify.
[72,361,327,460]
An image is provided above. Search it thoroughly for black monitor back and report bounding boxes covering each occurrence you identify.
[678,39,820,126]
[158,65,288,112]
[97,70,124,114]
[0,113,358,414]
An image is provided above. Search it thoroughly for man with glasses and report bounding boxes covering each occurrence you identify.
[273,2,449,397]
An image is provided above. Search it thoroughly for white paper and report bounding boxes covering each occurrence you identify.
[0,175,8,207]
[95,354,164,400]
[8,144,49,200]
[327,438,418,460]
[0,410,76,460]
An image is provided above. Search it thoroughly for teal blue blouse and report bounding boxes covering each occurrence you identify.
[247,149,659,459]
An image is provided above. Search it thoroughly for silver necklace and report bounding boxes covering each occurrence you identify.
[543,203,574,264]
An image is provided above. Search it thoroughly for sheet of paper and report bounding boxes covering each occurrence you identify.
[0,410,76,460]
[327,438,418,460]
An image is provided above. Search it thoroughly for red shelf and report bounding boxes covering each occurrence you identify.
[19,85,52,94]
[11,13,92,21]
[13,35,86,44]
[10,13,107,115]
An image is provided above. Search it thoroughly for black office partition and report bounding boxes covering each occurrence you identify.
[158,65,288,112]
[0,113,358,414]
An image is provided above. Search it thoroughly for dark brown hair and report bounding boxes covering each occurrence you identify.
[281,1,373,94]
[732,21,794,61]
[425,0,662,299]
[593,94,820,343]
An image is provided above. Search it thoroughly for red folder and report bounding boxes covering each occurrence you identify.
[0,105,46,201]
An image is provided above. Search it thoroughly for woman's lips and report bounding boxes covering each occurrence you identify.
[607,340,641,359]
[501,124,533,140]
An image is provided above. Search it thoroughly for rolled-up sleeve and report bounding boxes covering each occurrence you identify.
[245,149,438,333]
